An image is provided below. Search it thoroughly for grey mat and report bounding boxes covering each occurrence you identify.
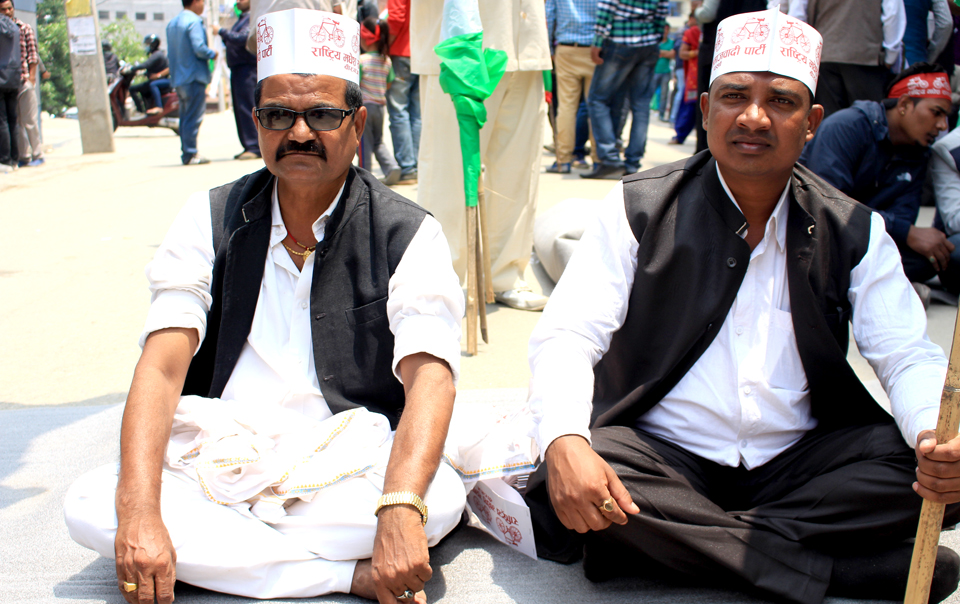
[1,393,946,603]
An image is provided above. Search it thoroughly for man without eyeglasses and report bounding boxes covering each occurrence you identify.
[64,10,466,604]
[525,8,960,603]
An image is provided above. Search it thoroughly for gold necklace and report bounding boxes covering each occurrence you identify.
[288,232,317,252]
[283,242,313,258]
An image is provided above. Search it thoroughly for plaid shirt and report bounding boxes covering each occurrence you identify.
[15,18,38,83]
[594,0,670,48]
[545,0,597,47]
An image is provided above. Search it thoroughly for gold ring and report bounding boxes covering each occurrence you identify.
[398,589,415,601]
[598,498,615,513]
[122,581,138,592]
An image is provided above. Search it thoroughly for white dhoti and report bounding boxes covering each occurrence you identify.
[63,399,467,599]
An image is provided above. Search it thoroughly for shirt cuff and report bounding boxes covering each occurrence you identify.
[392,313,462,386]
[536,412,593,461]
[139,289,208,353]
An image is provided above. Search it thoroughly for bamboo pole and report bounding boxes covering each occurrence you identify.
[478,173,494,304]
[904,304,960,604]
[465,205,479,355]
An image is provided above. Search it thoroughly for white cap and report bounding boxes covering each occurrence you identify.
[255,9,360,85]
[710,6,822,94]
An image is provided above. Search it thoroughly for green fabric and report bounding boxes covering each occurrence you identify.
[435,31,507,208]
[543,69,552,93]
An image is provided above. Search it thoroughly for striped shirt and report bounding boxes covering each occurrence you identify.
[360,52,390,105]
[14,18,38,83]
[594,0,670,48]
[545,0,597,47]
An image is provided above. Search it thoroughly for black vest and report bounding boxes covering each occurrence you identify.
[182,166,428,429]
[592,152,894,432]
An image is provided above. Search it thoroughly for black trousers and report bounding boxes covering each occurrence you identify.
[0,86,18,166]
[230,64,260,155]
[526,422,959,604]
[815,62,890,119]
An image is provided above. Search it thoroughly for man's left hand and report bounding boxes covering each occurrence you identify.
[915,430,960,504]
[371,505,431,604]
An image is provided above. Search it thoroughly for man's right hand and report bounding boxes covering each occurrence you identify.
[907,225,955,272]
[115,512,177,604]
[590,46,603,65]
[544,435,639,533]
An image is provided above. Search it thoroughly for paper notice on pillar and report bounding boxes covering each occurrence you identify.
[465,478,537,560]
[67,17,98,55]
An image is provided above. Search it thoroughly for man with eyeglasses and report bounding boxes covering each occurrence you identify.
[64,10,467,604]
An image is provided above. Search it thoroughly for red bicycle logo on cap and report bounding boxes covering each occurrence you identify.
[715,31,724,53]
[351,34,359,54]
[779,21,810,53]
[257,18,274,45]
[731,17,769,44]
[311,17,345,48]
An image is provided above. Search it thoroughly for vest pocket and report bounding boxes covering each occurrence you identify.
[345,296,389,328]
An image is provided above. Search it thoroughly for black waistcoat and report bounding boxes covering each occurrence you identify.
[592,151,894,432]
[181,166,428,429]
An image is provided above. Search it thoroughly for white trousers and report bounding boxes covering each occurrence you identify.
[417,71,546,293]
[64,460,466,599]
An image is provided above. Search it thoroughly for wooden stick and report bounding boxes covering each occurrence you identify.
[476,215,488,344]
[478,173,495,304]
[465,205,479,356]
[904,303,960,604]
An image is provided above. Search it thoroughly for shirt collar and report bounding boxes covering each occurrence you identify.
[715,162,790,253]
[269,179,345,246]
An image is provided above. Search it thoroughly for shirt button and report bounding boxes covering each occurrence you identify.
[300,301,307,309]
[520,11,526,18]
[726,257,737,268]
[743,386,752,395]
[736,326,744,335]
[740,439,748,448]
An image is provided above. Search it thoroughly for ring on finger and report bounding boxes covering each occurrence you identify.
[598,498,615,513]
[929,255,938,264]
[397,589,415,601]
[121,581,138,593]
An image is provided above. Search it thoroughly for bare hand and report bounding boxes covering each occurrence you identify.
[114,512,177,604]
[590,46,603,65]
[544,435,639,533]
[914,430,960,504]
[907,226,955,272]
[371,506,432,604]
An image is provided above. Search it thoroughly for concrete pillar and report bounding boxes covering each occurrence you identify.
[65,0,114,153]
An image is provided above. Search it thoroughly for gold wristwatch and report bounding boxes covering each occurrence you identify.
[375,491,428,526]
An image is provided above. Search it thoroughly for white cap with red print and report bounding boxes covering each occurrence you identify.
[255,9,360,85]
[710,6,823,94]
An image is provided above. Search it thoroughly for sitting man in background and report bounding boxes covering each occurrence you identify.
[64,10,465,604]
[800,62,954,297]
[526,8,960,604]
[928,125,960,295]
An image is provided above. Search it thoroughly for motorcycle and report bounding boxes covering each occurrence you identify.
[108,63,179,134]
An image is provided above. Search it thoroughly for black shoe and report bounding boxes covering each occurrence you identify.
[828,544,960,604]
[580,163,626,180]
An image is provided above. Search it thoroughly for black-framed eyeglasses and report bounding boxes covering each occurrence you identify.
[254,106,356,132]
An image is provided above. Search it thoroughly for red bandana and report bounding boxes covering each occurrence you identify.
[360,24,380,48]
[887,72,952,100]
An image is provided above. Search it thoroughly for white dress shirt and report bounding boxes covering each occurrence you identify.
[529,168,946,468]
[141,180,465,421]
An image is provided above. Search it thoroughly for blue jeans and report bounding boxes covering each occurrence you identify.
[587,41,659,171]
[176,81,207,163]
[654,72,671,119]
[671,68,684,123]
[149,78,170,109]
[674,98,696,143]
[574,100,589,159]
[386,56,420,175]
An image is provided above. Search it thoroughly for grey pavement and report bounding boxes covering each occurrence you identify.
[1,109,958,603]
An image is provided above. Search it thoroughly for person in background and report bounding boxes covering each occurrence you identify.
[0,1,19,174]
[219,0,261,160]
[127,35,169,116]
[669,13,698,145]
[1,0,41,168]
[800,63,953,301]
[386,0,419,184]
[903,0,952,67]
[358,16,401,184]
[167,0,218,165]
[653,24,674,123]
[545,0,598,174]
[102,41,120,82]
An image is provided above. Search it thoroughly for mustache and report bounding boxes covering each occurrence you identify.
[276,140,327,161]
